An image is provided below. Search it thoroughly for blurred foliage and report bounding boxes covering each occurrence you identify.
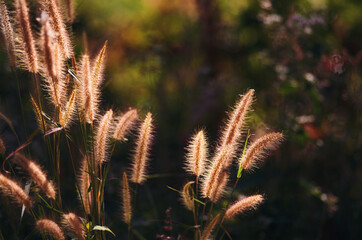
[0,0,361,239]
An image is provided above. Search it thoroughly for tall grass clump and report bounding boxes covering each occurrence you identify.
[0,0,284,239]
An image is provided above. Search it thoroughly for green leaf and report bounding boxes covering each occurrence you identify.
[237,129,250,178]
[93,225,116,237]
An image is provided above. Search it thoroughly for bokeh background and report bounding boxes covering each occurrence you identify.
[0,0,361,239]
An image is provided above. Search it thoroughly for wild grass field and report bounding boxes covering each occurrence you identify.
[0,0,361,239]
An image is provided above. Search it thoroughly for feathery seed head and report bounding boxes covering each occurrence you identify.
[14,153,56,199]
[240,132,284,171]
[0,173,33,209]
[64,0,75,23]
[201,144,233,199]
[15,0,39,73]
[36,219,65,240]
[219,89,254,151]
[181,181,194,211]
[113,109,138,141]
[0,1,17,69]
[59,89,76,128]
[95,109,114,165]
[224,194,264,219]
[63,213,85,240]
[78,157,91,215]
[42,0,73,58]
[185,130,208,177]
[209,171,229,203]
[131,112,153,184]
[122,172,132,224]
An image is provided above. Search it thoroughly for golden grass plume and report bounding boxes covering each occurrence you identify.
[36,219,65,240]
[95,109,114,165]
[131,112,153,184]
[63,212,85,240]
[185,130,208,177]
[78,157,91,215]
[0,173,33,209]
[0,0,16,69]
[15,0,39,73]
[240,132,284,171]
[14,153,56,199]
[181,181,194,211]
[113,109,138,141]
[224,194,264,219]
[122,172,132,224]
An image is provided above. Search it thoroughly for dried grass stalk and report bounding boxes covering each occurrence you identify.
[113,109,138,141]
[240,132,284,171]
[78,157,91,215]
[36,219,65,240]
[0,173,32,209]
[200,213,220,240]
[224,194,264,219]
[14,153,56,199]
[185,130,208,177]
[63,212,85,240]
[181,181,194,211]
[131,112,153,184]
[42,0,73,58]
[30,94,47,133]
[0,1,16,68]
[15,0,39,73]
[122,172,132,224]
[95,109,113,165]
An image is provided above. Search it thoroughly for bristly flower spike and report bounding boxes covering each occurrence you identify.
[113,109,138,141]
[240,132,284,171]
[0,173,33,209]
[0,0,17,69]
[131,112,153,184]
[122,172,132,224]
[42,0,73,58]
[15,0,39,73]
[14,153,56,199]
[181,181,194,211]
[95,109,113,165]
[36,219,65,240]
[224,194,264,219]
[63,213,85,240]
[185,130,208,177]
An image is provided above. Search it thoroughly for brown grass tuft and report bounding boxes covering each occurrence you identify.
[78,54,95,123]
[15,0,39,73]
[63,212,85,240]
[122,172,132,224]
[0,1,16,69]
[224,194,264,219]
[113,109,138,141]
[0,173,32,209]
[185,130,208,177]
[240,132,284,171]
[59,89,76,128]
[36,219,65,240]
[14,153,56,199]
[95,109,114,165]
[131,112,153,184]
